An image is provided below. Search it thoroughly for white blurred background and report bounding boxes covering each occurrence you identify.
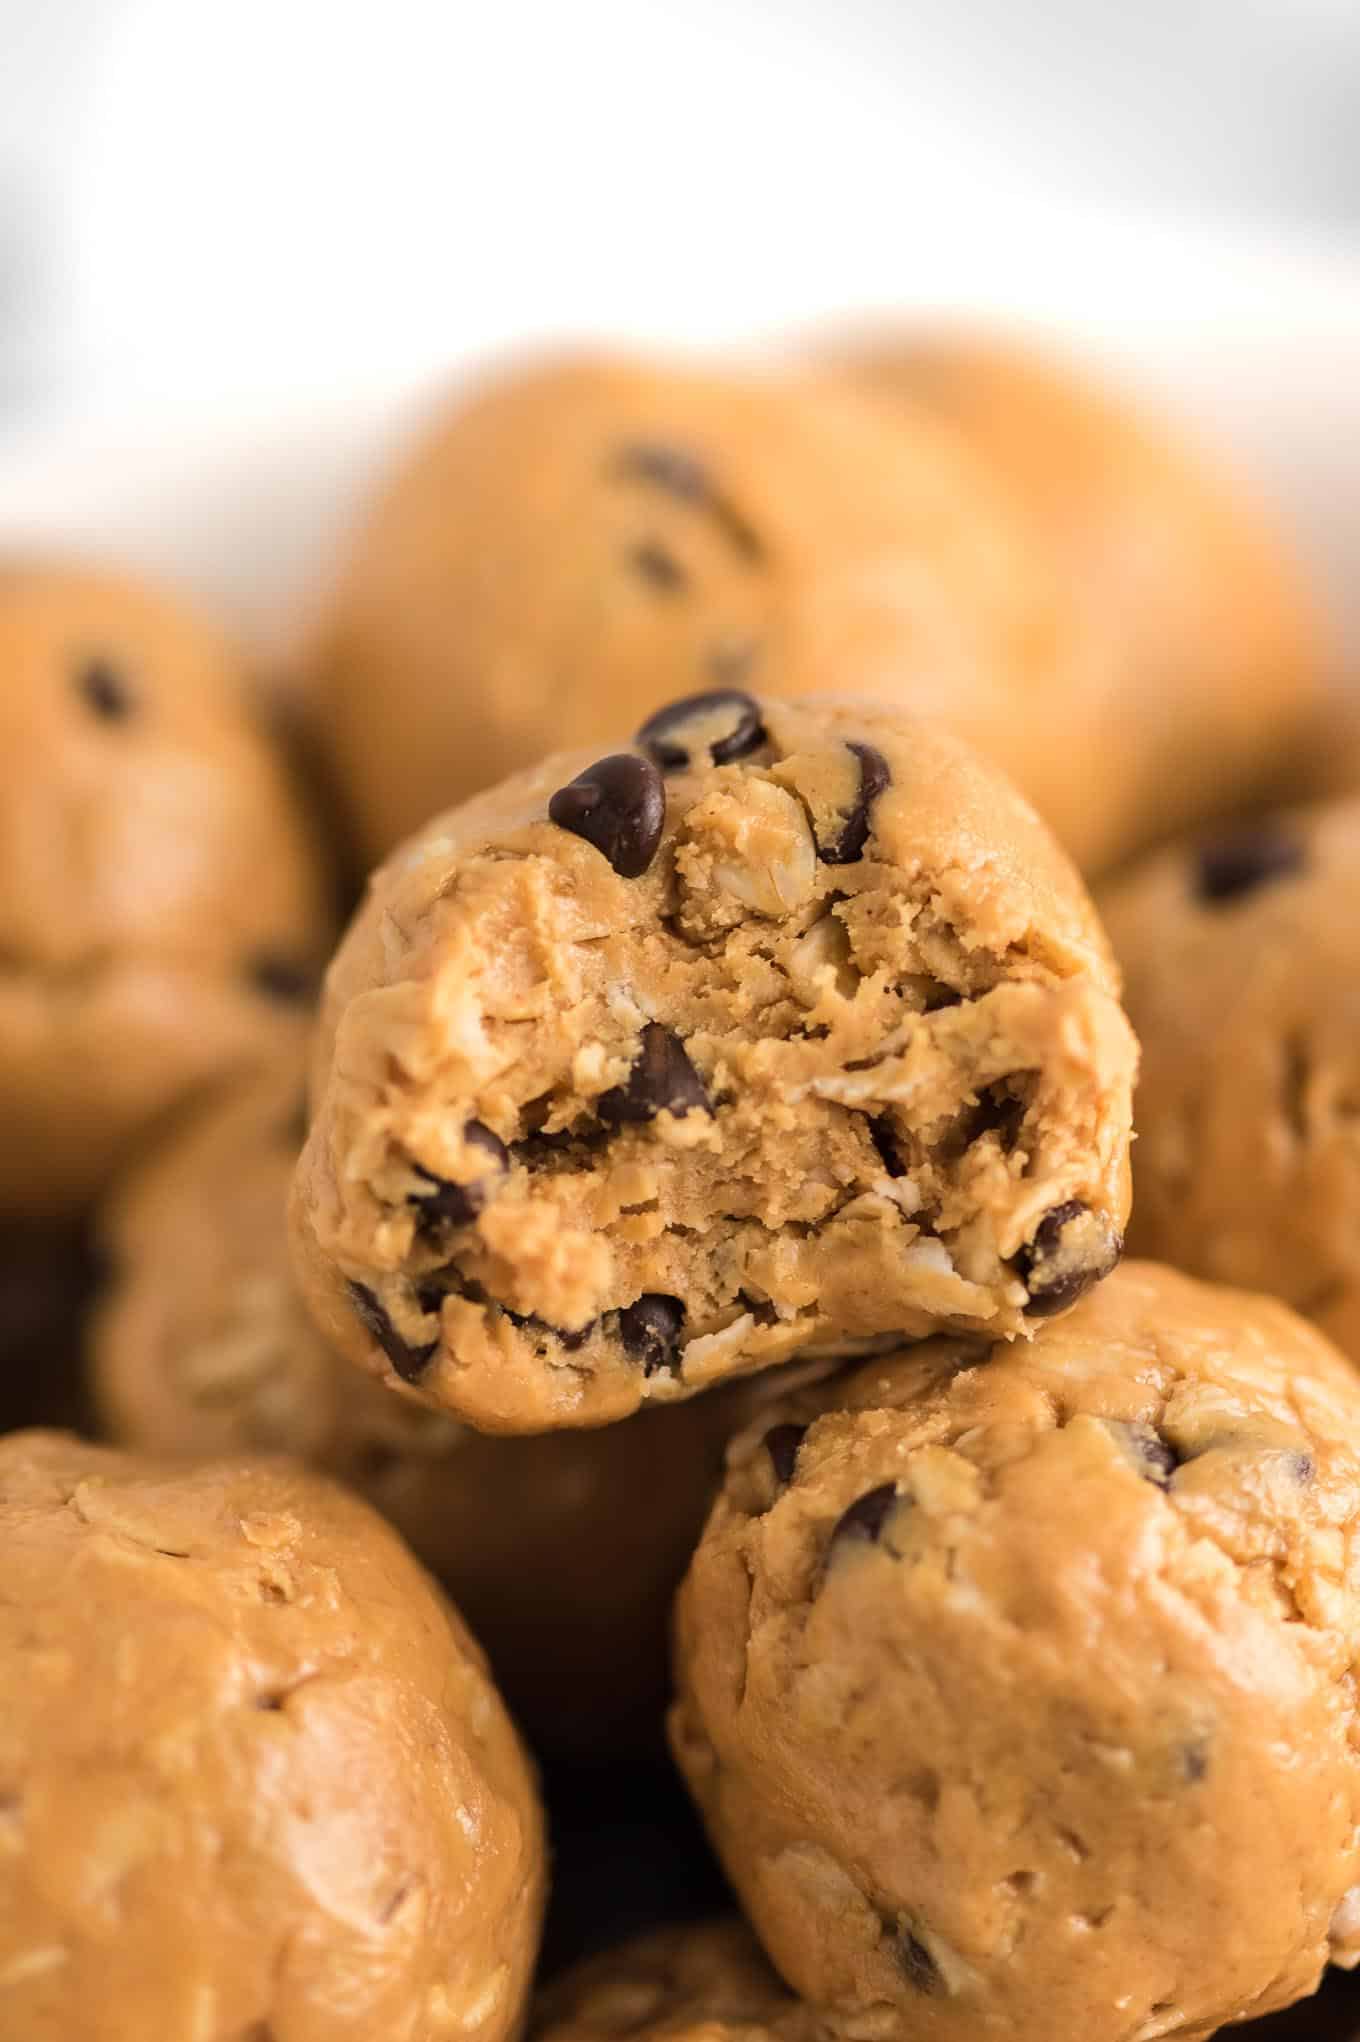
[0,0,1356,642]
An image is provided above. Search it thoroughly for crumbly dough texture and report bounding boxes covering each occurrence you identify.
[0,560,333,1216]
[307,349,1098,867]
[0,1431,544,2042]
[533,1920,815,2042]
[670,1262,1360,2042]
[1102,799,1360,1369]
[290,695,1136,1432]
[838,330,1336,870]
[92,1078,801,1754]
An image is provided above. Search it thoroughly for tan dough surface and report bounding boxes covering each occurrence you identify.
[533,1920,817,2042]
[92,1078,800,1755]
[837,330,1335,870]
[0,1431,544,2042]
[0,561,334,1216]
[1101,801,1360,1365]
[670,1262,1360,2042]
[306,348,1100,866]
[290,695,1136,1432]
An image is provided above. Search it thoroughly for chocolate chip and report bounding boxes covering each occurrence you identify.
[1019,1201,1123,1317]
[764,1423,807,1485]
[248,952,317,1005]
[828,1482,899,1553]
[619,1294,685,1375]
[898,1928,943,1996]
[628,540,688,591]
[636,688,766,772]
[1105,1419,1180,1487]
[597,1023,711,1124]
[819,743,891,864]
[1195,826,1305,905]
[75,657,135,721]
[347,1282,437,1383]
[409,1121,508,1229]
[613,442,764,560]
[867,1113,905,1178]
[1181,1740,1210,1783]
[548,754,665,878]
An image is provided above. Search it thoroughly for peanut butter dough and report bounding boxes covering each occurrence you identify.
[671,1262,1360,2042]
[92,1078,801,1754]
[0,1431,544,2042]
[1101,801,1360,1367]
[838,330,1335,869]
[290,695,1136,1432]
[0,561,333,1215]
[534,1920,814,2042]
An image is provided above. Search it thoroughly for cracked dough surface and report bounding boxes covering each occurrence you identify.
[533,1920,816,2042]
[670,1261,1360,2042]
[92,1078,801,1756]
[0,562,333,1216]
[290,695,1135,1432]
[836,331,1336,870]
[0,1431,544,2042]
[1101,800,1360,1370]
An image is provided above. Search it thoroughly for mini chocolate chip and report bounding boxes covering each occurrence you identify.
[820,742,892,864]
[1181,1739,1210,1783]
[764,1423,807,1485]
[828,1482,899,1553]
[636,688,767,772]
[628,539,688,591]
[1290,1451,1316,1484]
[409,1121,509,1229]
[867,1113,905,1178]
[1019,1201,1123,1317]
[347,1282,437,1383]
[1105,1419,1180,1487]
[503,1303,596,1350]
[619,1294,685,1376]
[1195,826,1305,905]
[76,657,135,720]
[898,1929,943,1996]
[597,1023,711,1124]
[612,442,764,560]
[248,952,317,1005]
[548,754,665,878]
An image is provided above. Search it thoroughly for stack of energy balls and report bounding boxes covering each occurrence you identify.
[1,333,1357,2042]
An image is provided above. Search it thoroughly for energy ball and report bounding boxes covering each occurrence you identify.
[1101,800,1360,1364]
[0,1431,544,2042]
[534,1920,813,2042]
[290,695,1136,1432]
[92,1077,802,1754]
[671,1262,1360,2042]
[837,329,1335,870]
[305,349,1086,865]
[0,561,333,1216]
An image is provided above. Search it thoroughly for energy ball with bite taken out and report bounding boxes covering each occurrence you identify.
[671,1261,1360,2042]
[290,694,1135,1433]
[0,561,333,1216]
[0,1432,544,2042]
[92,1076,805,1755]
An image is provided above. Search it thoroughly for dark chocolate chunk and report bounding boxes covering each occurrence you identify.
[613,442,764,560]
[764,1422,807,1486]
[619,1294,685,1376]
[548,754,665,878]
[248,952,318,1005]
[1105,1419,1180,1487]
[636,688,766,772]
[627,540,688,592]
[76,657,135,721]
[819,743,892,864]
[867,1113,905,1178]
[828,1482,899,1554]
[597,1023,710,1125]
[1019,1201,1123,1317]
[347,1282,437,1383]
[1195,826,1305,906]
[898,1928,943,1996]
[409,1120,509,1229]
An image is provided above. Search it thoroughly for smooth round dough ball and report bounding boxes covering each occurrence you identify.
[534,1920,813,2042]
[0,561,334,1216]
[671,1262,1360,2042]
[92,1077,797,1754]
[1101,801,1360,1363]
[306,348,1099,866]
[290,694,1135,1433]
[837,329,1336,870]
[0,1431,544,2042]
